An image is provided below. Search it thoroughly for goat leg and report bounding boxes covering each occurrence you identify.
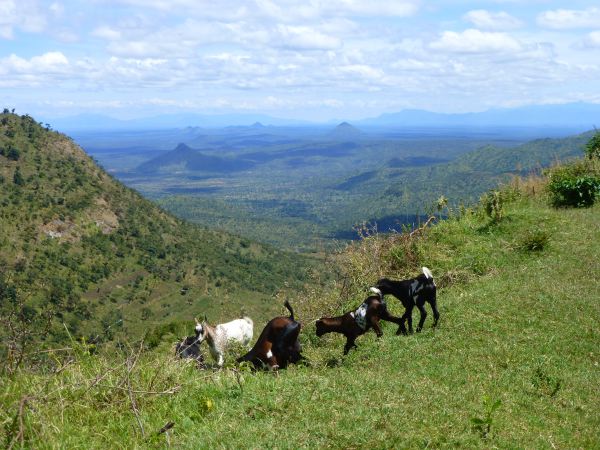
[369,317,383,338]
[429,296,440,328]
[416,302,427,332]
[404,305,414,333]
[343,336,357,355]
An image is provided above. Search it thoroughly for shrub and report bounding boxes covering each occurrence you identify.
[7,147,21,161]
[13,167,25,186]
[585,130,600,160]
[549,176,599,207]
[518,228,550,252]
[546,160,600,207]
[482,190,504,222]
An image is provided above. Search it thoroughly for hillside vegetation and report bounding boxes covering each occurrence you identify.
[151,131,590,250]
[0,112,315,356]
[2,156,599,448]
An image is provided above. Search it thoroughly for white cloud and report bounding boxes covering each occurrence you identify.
[276,25,342,50]
[325,0,419,17]
[1,51,69,73]
[0,51,70,87]
[464,10,522,31]
[537,7,600,29]
[106,0,419,20]
[430,29,522,54]
[92,26,122,41]
[0,0,47,39]
[579,30,600,48]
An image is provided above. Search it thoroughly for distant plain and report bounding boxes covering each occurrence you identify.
[76,123,588,251]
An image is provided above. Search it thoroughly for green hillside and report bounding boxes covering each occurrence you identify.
[2,156,599,448]
[0,112,315,350]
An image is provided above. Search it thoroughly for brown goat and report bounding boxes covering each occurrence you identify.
[237,301,303,370]
[315,289,404,354]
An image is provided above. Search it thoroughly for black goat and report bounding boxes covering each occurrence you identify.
[375,267,439,334]
[175,335,205,367]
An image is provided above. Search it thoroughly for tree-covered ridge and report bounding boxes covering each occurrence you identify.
[153,131,591,249]
[0,112,314,352]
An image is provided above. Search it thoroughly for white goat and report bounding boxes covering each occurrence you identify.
[194,316,253,367]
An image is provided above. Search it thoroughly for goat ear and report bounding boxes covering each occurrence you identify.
[194,317,201,326]
[203,314,208,323]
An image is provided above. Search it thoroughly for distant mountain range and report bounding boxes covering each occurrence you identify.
[358,102,600,129]
[44,112,312,132]
[43,102,600,133]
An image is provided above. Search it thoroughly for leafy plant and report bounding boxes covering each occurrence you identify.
[546,158,600,207]
[585,130,600,160]
[518,228,550,252]
[548,174,600,207]
[471,396,502,439]
[482,190,504,222]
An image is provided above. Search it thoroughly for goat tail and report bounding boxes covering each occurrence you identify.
[422,267,436,287]
[369,286,383,299]
[284,300,295,321]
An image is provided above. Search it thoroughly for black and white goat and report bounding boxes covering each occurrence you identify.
[315,288,404,354]
[374,267,439,334]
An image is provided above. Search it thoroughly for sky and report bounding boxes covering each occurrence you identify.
[1,0,600,122]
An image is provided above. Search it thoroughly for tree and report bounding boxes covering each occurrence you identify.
[7,147,20,161]
[13,167,25,186]
[585,130,600,159]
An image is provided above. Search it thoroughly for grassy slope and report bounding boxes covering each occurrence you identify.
[3,183,599,448]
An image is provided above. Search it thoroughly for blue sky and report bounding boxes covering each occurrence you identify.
[1,0,600,121]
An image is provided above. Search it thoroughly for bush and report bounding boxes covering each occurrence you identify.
[547,160,600,207]
[518,228,550,252]
[482,190,504,222]
[7,147,20,161]
[585,131,600,160]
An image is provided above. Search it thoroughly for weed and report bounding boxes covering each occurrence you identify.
[470,396,502,439]
[518,228,550,252]
[532,366,562,398]
[482,190,504,223]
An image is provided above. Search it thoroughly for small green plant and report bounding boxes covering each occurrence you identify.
[518,228,550,252]
[482,190,504,222]
[532,366,562,397]
[470,396,502,439]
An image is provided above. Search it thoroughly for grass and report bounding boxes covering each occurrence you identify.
[2,178,600,449]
